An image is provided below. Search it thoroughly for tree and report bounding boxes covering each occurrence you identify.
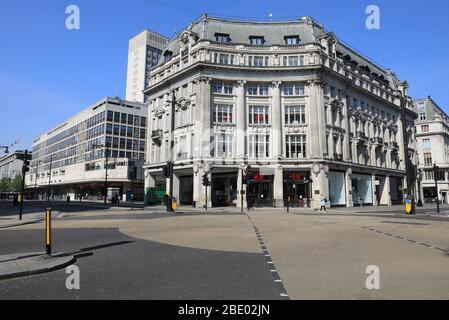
[0,177,11,193]
[10,174,23,192]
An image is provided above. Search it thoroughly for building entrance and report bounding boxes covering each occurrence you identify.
[283,170,311,207]
[211,173,237,207]
[247,174,274,207]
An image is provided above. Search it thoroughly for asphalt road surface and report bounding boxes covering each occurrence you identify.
[1,205,449,299]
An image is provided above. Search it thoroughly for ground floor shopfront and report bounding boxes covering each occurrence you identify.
[29,180,144,202]
[144,162,407,210]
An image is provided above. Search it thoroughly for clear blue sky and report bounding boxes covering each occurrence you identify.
[1,0,448,151]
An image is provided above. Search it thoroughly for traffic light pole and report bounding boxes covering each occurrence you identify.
[400,96,415,214]
[240,168,244,213]
[19,149,28,220]
[165,91,176,213]
[433,164,440,213]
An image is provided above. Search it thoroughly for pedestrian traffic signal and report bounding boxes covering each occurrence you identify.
[202,174,210,186]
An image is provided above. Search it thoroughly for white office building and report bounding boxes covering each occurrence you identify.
[26,97,148,201]
[126,29,169,103]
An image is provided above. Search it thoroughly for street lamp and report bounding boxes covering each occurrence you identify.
[417,168,423,207]
[46,155,53,202]
[92,143,109,204]
[399,91,415,214]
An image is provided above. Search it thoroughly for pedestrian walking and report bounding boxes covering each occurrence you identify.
[320,196,327,213]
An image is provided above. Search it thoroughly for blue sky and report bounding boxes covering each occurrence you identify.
[1,0,448,151]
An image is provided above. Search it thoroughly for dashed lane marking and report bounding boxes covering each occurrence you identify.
[362,226,449,255]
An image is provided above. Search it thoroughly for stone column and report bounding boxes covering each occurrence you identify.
[383,175,392,205]
[235,80,246,159]
[346,168,354,207]
[271,81,282,158]
[307,79,326,158]
[273,166,284,207]
[236,167,247,208]
[144,172,156,204]
[196,76,212,158]
[372,174,378,206]
[192,164,212,208]
[312,163,329,209]
[343,104,351,161]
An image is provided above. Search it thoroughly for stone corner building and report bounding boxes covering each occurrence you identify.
[413,97,449,203]
[143,15,417,209]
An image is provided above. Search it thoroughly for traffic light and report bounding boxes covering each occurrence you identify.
[163,161,173,178]
[22,159,30,174]
[242,175,247,185]
[202,174,210,186]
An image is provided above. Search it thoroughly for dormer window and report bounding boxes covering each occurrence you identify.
[249,36,265,45]
[215,33,231,43]
[163,50,173,62]
[285,36,300,45]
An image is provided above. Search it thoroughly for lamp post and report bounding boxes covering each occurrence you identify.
[47,154,53,202]
[417,168,423,207]
[399,93,415,214]
[92,144,109,204]
[433,163,440,213]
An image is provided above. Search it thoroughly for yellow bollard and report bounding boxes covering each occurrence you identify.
[45,208,52,255]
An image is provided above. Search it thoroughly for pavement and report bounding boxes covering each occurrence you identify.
[1,201,449,299]
[0,252,75,280]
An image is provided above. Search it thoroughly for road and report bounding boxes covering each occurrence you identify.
[0,203,449,299]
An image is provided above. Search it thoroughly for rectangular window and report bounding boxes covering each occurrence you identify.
[127,126,133,137]
[219,54,229,64]
[106,123,113,135]
[215,33,230,43]
[285,36,299,45]
[249,105,269,125]
[114,112,120,122]
[107,111,113,122]
[121,113,127,124]
[247,83,268,96]
[421,125,429,133]
[127,114,134,125]
[212,82,233,94]
[248,134,270,158]
[422,139,431,149]
[424,152,432,166]
[418,102,425,110]
[285,135,307,158]
[282,83,305,96]
[249,36,264,45]
[213,104,233,124]
[113,124,120,135]
[419,113,426,121]
[288,56,298,66]
[284,105,306,124]
[216,133,233,157]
